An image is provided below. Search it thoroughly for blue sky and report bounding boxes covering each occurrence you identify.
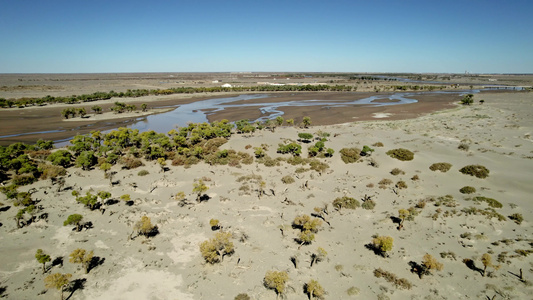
[1,0,531,73]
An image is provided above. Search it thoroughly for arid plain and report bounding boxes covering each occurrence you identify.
[0,73,532,299]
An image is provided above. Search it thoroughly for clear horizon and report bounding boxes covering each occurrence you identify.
[1,0,532,74]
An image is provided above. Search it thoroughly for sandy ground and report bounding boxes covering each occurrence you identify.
[0,92,532,299]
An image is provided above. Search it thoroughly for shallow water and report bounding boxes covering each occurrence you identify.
[127,92,422,133]
[1,90,475,146]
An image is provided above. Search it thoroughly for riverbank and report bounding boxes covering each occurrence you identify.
[0,91,464,145]
[0,91,531,299]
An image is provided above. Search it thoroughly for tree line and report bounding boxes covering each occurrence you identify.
[0,84,356,108]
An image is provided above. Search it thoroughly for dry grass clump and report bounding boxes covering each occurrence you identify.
[396,181,407,189]
[120,156,144,169]
[332,196,360,210]
[372,142,384,147]
[459,186,476,194]
[459,164,490,178]
[362,198,376,210]
[386,148,414,161]
[12,174,37,186]
[373,268,412,290]
[39,164,66,179]
[411,174,420,181]
[470,196,503,208]
[378,178,393,185]
[508,213,523,225]
[429,162,452,172]
[281,175,295,184]
[137,170,149,176]
[390,168,405,175]
[458,143,470,151]
[339,148,361,164]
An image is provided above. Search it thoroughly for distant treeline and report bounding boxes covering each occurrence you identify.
[0,85,355,108]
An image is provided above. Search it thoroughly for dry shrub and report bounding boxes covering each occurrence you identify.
[429,162,452,172]
[281,175,295,184]
[120,156,143,169]
[333,196,360,210]
[12,174,36,186]
[378,178,393,185]
[459,186,476,194]
[386,148,414,161]
[28,150,51,160]
[339,148,361,164]
[39,164,66,179]
[396,181,407,189]
[372,142,384,147]
[390,168,405,175]
[373,268,412,290]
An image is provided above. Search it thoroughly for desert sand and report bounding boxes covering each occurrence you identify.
[0,91,532,300]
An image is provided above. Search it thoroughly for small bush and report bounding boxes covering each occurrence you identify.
[396,181,407,189]
[263,271,289,296]
[508,213,523,225]
[137,170,149,176]
[281,175,295,184]
[459,165,490,178]
[304,279,325,299]
[362,199,376,210]
[390,168,405,175]
[459,186,476,194]
[339,148,361,164]
[372,142,384,147]
[429,162,452,172]
[458,143,470,151]
[120,156,143,169]
[234,294,250,300]
[199,232,234,264]
[411,174,420,181]
[378,178,393,185]
[372,236,393,256]
[12,174,36,186]
[39,164,66,179]
[386,148,414,161]
[333,196,360,210]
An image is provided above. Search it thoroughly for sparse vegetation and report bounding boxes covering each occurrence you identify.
[281,175,295,184]
[509,213,523,225]
[69,248,94,274]
[371,236,394,257]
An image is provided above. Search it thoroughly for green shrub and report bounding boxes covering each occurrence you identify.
[298,132,313,141]
[459,186,476,194]
[459,165,489,178]
[137,170,149,176]
[333,196,360,210]
[339,148,361,163]
[429,162,452,172]
[386,148,414,161]
[277,143,302,156]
